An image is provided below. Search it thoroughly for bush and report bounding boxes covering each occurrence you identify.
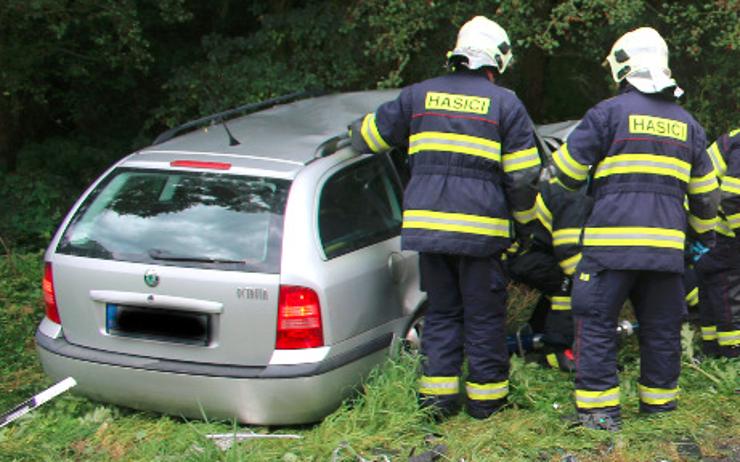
[0,136,125,251]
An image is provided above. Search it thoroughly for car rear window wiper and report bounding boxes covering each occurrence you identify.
[148,248,246,264]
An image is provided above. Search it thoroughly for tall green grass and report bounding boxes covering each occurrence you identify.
[1,252,738,461]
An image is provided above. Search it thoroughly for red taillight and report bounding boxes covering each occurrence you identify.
[276,286,323,349]
[43,262,61,324]
[170,160,232,170]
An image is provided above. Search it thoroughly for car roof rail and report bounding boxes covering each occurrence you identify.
[151,89,325,145]
[312,133,351,160]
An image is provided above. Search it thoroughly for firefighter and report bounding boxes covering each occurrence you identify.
[695,129,740,358]
[550,27,719,430]
[349,16,540,419]
[512,165,702,372]
[507,166,593,372]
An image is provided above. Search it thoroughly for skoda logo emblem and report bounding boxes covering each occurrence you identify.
[144,269,160,288]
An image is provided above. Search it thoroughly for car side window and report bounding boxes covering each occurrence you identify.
[319,156,403,259]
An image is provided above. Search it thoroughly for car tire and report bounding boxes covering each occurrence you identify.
[402,304,426,352]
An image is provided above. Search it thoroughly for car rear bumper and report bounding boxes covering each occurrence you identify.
[36,329,391,425]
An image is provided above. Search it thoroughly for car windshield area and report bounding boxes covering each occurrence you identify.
[57,168,289,272]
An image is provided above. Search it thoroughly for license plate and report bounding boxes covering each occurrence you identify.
[106,303,211,346]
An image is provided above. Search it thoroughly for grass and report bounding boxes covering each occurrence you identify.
[0,252,738,462]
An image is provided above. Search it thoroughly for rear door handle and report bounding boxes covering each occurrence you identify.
[387,252,406,284]
[89,290,223,314]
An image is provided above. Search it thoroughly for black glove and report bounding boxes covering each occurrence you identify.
[348,117,371,153]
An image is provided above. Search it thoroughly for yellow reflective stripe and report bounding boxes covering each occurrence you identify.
[513,203,537,224]
[685,287,699,307]
[707,143,728,177]
[553,143,589,182]
[553,228,582,246]
[419,376,460,395]
[546,353,559,368]
[689,171,719,195]
[551,296,571,311]
[701,325,717,341]
[717,330,740,346]
[730,128,740,137]
[408,131,501,162]
[720,175,740,195]
[688,214,719,234]
[716,218,737,237]
[360,114,390,152]
[503,147,540,173]
[465,380,509,401]
[575,387,620,409]
[403,210,510,238]
[638,384,679,405]
[535,193,553,233]
[726,212,740,230]
[594,154,690,183]
[583,227,685,249]
[560,252,582,276]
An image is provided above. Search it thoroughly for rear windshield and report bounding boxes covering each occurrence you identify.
[57,167,289,273]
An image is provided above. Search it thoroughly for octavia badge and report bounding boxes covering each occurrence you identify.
[144,269,160,288]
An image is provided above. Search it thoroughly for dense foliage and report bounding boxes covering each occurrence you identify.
[1,0,738,249]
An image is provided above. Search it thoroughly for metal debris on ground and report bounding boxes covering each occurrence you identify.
[408,444,448,462]
[674,438,702,461]
[205,431,302,451]
[330,441,374,462]
[0,377,77,428]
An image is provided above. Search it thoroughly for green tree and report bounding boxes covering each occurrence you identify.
[0,0,192,171]
[1,0,737,250]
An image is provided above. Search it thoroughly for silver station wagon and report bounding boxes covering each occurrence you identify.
[35,90,426,425]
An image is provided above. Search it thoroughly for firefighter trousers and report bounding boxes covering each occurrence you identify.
[695,239,740,357]
[418,253,509,416]
[572,260,684,418]
[505,245,573,349]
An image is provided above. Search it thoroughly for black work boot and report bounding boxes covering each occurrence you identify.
[466,397,507,420]
[575,412,621,432]
[639,402,677,415]
[701,340,720,359]
[718,345,739,359]
[418,394,460,421]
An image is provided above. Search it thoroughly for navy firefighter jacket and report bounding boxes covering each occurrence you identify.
[352,71,541,257]
[534,174,594,276]
[706,129,740,244]
[552,85,719,272]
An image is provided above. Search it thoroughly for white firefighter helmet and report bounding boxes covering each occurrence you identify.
[605,27,682,96]
[449,16,513,74]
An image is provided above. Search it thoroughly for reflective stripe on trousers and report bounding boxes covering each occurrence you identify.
[551,296,571,311]
[466,380,509,401]
[638,384,679,406]
[418,375,459,396]
[575,387,620,410]
[701,325,717,341]
[717,329,740,346]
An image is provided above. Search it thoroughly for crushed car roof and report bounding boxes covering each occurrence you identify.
[137,90,400,168]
